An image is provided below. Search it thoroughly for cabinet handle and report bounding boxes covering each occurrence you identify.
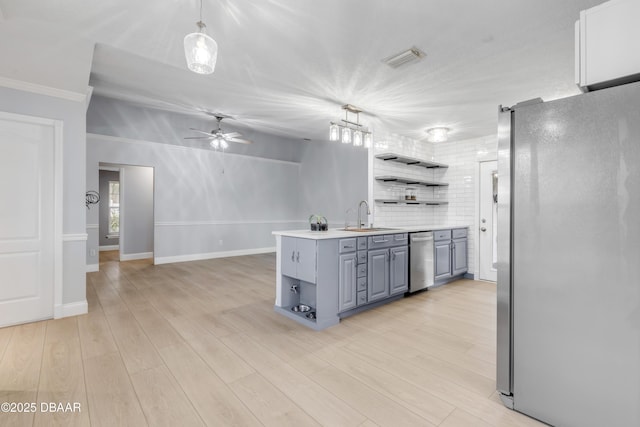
[291,251,295,262]
[343,245,354,249]
[296,252,300,263]
[392,252,396,260]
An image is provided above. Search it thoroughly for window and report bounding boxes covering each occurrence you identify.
[108,181,120,234]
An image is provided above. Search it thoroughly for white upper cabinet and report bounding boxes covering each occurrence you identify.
[576,0,640,91]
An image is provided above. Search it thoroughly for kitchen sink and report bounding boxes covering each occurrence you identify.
[340,227,397,232]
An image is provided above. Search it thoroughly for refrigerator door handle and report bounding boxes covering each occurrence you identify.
[496,105,514,399]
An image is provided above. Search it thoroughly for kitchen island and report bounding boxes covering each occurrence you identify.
[272,225,468,330]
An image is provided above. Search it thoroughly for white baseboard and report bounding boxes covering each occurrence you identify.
[99,245,119,251]
[154,247,276,265]
[54,300,88,319]
[120,252,153,261]
[86,264,99,272]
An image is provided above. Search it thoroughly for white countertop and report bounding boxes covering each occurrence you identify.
[272,224,468,240]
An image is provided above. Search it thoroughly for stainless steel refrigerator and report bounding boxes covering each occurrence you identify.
[497,81,640,427]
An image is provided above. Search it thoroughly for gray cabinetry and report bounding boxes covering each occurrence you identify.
[452,237,468,276]
[338,253,357,312]
[368,248,390,302]
[281,237,316,283]
[433,228,468,282]
[434,241,452,280]
[390,246,409,294]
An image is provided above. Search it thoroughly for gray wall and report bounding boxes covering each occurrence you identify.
[120,165,154,257]
[298,140,368,227]
[0,86,86,306]
[86,95,368,265]
[98,170,119,247]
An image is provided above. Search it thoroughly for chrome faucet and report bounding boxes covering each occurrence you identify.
[357,200,371,228]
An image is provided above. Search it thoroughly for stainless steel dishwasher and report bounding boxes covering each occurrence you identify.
[409,232,434,292]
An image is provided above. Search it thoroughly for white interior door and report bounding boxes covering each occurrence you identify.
[0,112,58,327]
[479,160,498,282]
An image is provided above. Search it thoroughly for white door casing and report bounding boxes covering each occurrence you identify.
[0,111,62,327]
[479,160,498,282]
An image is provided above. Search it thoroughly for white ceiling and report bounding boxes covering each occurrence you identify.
[0,0,604,143]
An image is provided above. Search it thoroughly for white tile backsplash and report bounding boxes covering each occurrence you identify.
[372,132,497,278]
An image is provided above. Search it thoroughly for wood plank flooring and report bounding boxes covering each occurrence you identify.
[0,251,544,426]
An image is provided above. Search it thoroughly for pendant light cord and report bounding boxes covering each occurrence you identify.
[199,0,203,22]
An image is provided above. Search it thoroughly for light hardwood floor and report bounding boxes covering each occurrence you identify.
[0,251,544,426]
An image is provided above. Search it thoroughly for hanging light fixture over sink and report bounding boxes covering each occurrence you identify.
[329,104,373,148]
[184,0,218,75]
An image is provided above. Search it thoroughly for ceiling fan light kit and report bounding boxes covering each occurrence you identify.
[329,104,373,148]
[184,115,253,150]
[184,0,218,75]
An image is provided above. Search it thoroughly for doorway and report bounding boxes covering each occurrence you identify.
[0,112,62,327]
[479,160,498,282]
[98,163,154,264]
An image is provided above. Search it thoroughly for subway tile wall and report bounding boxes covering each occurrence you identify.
[433,135,497,277]
[372,134,437,227]
[372,133,497,278]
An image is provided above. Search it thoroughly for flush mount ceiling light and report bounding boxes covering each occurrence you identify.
[329,104,373,148]
[184,0,218,75]
[382,46,426,69]
[426,127,450,143]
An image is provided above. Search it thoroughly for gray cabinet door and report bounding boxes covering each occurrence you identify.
[452,237,468,276]
[296,238,317,283]
[390,246,408,295]
[434,241,452,279]
[368,249,389,302]
[281,237,316,283]
[281,237,297,278]
[339,253,358,312]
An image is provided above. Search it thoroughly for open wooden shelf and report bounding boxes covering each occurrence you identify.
[375,153,448,169]
[375,175,449,187]
[375,199,449,206]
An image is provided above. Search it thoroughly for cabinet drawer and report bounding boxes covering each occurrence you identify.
[357,250,367,264]
[357,291,367,306]
[393,233,408,244]
[339,238,357,253]
[434,229,452,241]
[357,263,367,278]
[357,277,367,291]
[357,237,367,250]
[452,228,467,238]
[368,234,395,249]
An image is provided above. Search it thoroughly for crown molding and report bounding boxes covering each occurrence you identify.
[0,76,88,102]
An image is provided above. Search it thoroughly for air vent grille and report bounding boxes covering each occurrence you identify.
[382,47,426,68]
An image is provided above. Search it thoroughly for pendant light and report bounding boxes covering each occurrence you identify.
[329,104,373,147]
[184,0,218,75]
[329,123,339,141]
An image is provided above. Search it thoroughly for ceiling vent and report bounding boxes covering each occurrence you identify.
[382,47,426,68]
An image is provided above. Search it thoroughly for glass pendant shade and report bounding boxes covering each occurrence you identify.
[341,127,351,144]
[363,132,372,148]
[210,138,220,149]
[353,130,363,147]
[219,139,229,150]
[184,23,218,75]
[329,123,339,141]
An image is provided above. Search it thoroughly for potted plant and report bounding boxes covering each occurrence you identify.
[309,214,328,231]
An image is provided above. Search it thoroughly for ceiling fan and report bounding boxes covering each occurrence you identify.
[185,114,253,149]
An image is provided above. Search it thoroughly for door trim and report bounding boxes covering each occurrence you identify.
[0,111,63,321]
[478,159,498,282]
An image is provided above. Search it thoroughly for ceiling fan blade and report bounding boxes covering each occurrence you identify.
[189,128,216,137]
[184,136,213,140]
[222,132,241,139]
[229,138,253,145]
